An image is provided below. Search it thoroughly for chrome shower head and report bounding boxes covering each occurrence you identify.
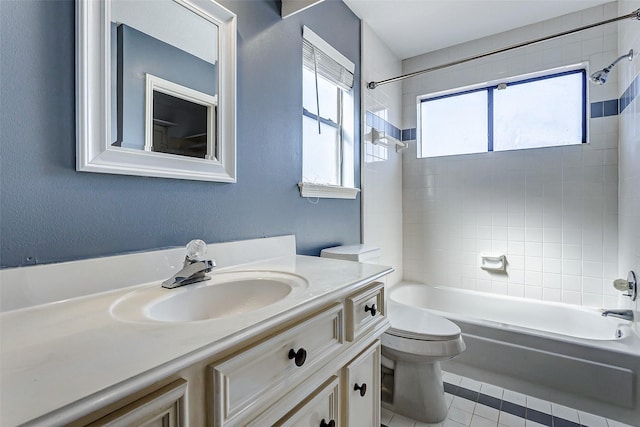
[589,49,634,85]
[589,68,610,85]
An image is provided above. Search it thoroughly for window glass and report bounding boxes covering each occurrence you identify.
[493,72,584,151]
[303,68,339,123]
[420,90,488,157]
[417,68,585,158]
[300,27,355,195]
[302,116,339,185]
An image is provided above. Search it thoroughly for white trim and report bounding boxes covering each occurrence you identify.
[417,61,588,103]
[76,0,237,182]
[144,74,218,160]
[416,61,589,158]
[298,182,360,199]
[303,26,355,74]
[281,0,324,18]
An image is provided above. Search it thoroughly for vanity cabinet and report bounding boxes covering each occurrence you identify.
[343,342,381,427]
[66,281,388,427]
[345,282,385,342]
[209,282,386,427]
[249,375,341,426]
[82,379,188,427]
[209,304,344,425]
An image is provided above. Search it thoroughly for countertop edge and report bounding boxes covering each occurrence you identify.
[19,267,393,427]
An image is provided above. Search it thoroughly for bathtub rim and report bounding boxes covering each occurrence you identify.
[388,281,640,356]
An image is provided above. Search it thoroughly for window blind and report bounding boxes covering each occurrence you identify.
[303,26,354,91]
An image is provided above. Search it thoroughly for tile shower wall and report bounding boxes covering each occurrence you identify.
[402,3,622,308]
[362,23,403,286]
[617,0,640,317]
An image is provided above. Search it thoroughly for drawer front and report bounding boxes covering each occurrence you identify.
[345,282,385,341]
[210,304,344,426]
[86,379,187,427]
[277,376,340,427]
[249,375,340,427]
[344,341,381,427]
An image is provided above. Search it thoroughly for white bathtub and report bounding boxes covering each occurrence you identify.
[389,282,640,425]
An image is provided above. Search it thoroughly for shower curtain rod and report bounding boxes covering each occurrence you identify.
[367,8,640,89]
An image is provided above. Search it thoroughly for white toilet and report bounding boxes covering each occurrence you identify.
[321,245,466,423]
[381,300,465,422]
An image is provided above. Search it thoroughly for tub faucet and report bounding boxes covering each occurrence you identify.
[163,240,216,289]
[601,309,634,321]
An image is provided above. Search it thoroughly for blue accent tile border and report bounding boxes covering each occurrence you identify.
[590,101,604,118]
[365,111,401,141]
[588,72,639,118]
[591,98,620,118]
[603,99,618,116]
[620,72,640,113]
[400,127,417,141]
[439,382,596,427]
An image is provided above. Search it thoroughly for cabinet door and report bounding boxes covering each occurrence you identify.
[344,341,380,427]
[274,376,340,427]
[210,304,343,426]
[85,379,187,427]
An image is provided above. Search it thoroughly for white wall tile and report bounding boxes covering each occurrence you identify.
[401,4,622,308]
[362,23,404,286]
[618,0,640,320]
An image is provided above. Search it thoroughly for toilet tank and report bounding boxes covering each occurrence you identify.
[320,244,381,264]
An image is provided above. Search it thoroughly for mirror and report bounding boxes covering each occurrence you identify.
[76,0,236,182]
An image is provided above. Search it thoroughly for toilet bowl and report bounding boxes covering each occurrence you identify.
[381,300,465,423]
[320,245,466,423]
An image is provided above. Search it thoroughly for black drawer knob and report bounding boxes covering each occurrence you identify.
[364,303,377,316]
[288,348,307,367]
[354,382,367,397]
[320,419,335,427]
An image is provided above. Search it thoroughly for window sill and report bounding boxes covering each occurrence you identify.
[298,182,360,199]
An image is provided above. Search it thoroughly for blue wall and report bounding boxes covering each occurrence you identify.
[0,0,362,268]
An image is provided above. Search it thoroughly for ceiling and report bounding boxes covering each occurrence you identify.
[343,0,614,60]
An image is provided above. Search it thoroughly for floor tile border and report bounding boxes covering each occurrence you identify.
[382,382,585,427]
[444,382,582,427]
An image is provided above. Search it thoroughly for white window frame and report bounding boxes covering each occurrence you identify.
[144,74,218,160]
[416,63,589,159]
[299,26,360,200]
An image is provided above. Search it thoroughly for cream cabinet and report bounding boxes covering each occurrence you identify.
[345,282,385,342]
[210,281,387,427]
[209,304,345,425]
[343,343,381,427]
[67,280,388,427]
[81,379,188,427]
[250,376,341,426]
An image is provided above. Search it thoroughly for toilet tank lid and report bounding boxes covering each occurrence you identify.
[320,244,380,262]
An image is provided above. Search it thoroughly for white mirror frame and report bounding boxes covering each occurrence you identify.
[76,0,236,182]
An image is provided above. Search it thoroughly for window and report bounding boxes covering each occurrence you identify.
[299,26,359,199]
[418,68,586,158]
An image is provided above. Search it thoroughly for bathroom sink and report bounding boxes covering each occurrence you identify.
[111,271,308,322]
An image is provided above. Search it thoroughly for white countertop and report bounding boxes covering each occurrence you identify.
[0,253,391,426]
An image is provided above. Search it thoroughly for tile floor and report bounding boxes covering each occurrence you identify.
[380,372,637,427]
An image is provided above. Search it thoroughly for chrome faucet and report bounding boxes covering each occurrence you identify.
[601,309,634,321]
[163,240,216,289]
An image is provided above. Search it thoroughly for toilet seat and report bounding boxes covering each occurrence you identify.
[382,301,466,360]
[386,301,461,341]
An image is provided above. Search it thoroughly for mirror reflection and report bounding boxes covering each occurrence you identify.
[152,91,210,159]
[110,0,219,157]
